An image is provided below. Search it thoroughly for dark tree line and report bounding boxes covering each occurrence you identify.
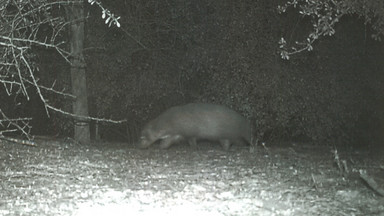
[1,0,383,147]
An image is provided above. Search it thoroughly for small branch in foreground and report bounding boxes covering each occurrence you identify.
[0,109,33,139]
[46,104,126,124]
[23,78,76,99]
[0,136,36,146]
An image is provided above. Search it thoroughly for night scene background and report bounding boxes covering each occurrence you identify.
[0,0,383,215]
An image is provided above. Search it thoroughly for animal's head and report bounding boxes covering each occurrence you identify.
[138,121,165,148]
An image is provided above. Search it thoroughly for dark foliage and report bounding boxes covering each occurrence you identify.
[39,0,384,147]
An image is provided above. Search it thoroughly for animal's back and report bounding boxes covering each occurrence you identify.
[139,103,252,149]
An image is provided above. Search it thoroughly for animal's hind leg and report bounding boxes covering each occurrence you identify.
[219,139,231,151]
[160,135,184,149]
[188,138,197,147]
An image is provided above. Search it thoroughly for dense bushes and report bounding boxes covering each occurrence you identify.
[82,0,384,146]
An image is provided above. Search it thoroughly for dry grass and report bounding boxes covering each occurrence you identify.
[1,139,383,215]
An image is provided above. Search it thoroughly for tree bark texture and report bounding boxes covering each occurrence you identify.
[68,2,90,144]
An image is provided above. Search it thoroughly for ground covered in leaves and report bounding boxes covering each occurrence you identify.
[0,138,383,216]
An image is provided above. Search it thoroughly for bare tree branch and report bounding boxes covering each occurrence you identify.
[0,0,124,138]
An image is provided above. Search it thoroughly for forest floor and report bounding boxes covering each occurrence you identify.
[0,138,383,216]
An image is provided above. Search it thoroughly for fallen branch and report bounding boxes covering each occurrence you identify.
[0,136,36,147]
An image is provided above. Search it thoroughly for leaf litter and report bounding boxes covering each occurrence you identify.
[0,139,383,215]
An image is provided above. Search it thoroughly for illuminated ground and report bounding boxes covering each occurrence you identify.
[1,139,383,215]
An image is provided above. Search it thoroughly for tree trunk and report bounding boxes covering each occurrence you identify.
[68,1,90,144]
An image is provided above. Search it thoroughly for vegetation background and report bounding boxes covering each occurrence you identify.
[3,0,384,148]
